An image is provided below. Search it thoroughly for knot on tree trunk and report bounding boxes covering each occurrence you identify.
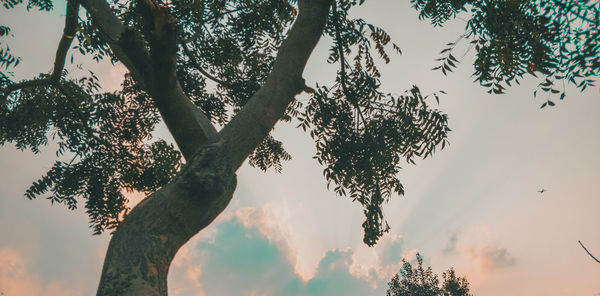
[176,140,237,201]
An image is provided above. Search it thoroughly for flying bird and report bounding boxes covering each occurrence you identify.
[537,189,546,194]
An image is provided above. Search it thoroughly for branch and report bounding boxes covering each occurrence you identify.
[0,0,112,156]
[181,7,251,43]
[217,0,331,170]
[1,78,53,100]
[552,0,598,25]
[181,42,230,87]
[578,240,600,263]
[331,1,368,130]
[331,1,349,97]
[80,0,216,159]
[78,0,152,86]
[1,0,79,100]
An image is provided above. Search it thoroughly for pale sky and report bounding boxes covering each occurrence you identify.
[1,0,599,295]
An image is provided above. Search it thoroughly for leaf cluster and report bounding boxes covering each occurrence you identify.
[0,26,20,78]
[1,0,52,10]
[2,0,597,244]
[295,0,450,246]
[415,0,599,107]
[1,74,181,233]
[0,0,302,233]
[386,253,472,296]
[299,83,450,246]
[171,0,299,169]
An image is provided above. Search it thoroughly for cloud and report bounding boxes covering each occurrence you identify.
[355,234,417,285]
[468,245,517,270]
[167,210,396,296]
[377,234,405,264]
[231,207,297,266]
[304,249,374,296]
[0,247,81,296]
[442,225,517,271]
[169,245,206,296]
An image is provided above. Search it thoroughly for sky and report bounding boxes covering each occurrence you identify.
[1,0,599,295]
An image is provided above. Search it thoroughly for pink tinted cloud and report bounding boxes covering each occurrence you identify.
[169,245,206,296]
[169,206,300,294]
[448,225,517,272]
[0,247,81,296]
[468,245,517,271]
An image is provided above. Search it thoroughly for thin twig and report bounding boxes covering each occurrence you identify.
[331,0,368,130]
[552,0,598,24]
[182,7,251,43]
[181,42,230,87]
[578,240,600,263]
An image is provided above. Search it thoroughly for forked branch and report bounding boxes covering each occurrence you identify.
[1,0,79,99]
[217,0,331,170]
[80,0,217,159]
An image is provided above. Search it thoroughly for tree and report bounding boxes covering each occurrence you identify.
[0,0,598,294]
[386,253,472,296]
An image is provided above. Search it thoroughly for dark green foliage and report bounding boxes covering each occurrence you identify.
[299,85,450,246]
[172,0,299,171]
[386,253,472,296]
[416,0,599,107]
[248,135,292,173]
[2,74,181,233]
[26,0,53,11]
[0,26,20,73]
[441,268,472,296]
[1,0,597,244]
[0,0,53,10]
[0,26,10,37]
[296,0,448,245]
[412,0,469,26]
[1,0,22,9]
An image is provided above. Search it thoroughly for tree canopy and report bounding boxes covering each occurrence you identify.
[386,253,472,296]
[1,0,599,294]
[0,0,598,246]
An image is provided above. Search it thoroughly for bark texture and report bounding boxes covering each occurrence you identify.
[97,142,237,295]
[93,0,331,294]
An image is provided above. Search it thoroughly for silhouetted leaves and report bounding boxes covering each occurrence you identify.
[1,0,598,244]
[2,74,181,233]
[299,84,450,246]
[248,135,292,173]
[387,253,472,296]
[412,0,469,27]
[415,0,599,104]
[0,26,20,73]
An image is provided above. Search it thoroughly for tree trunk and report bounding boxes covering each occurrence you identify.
[96,142,237,295]
[91,0,331,294]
